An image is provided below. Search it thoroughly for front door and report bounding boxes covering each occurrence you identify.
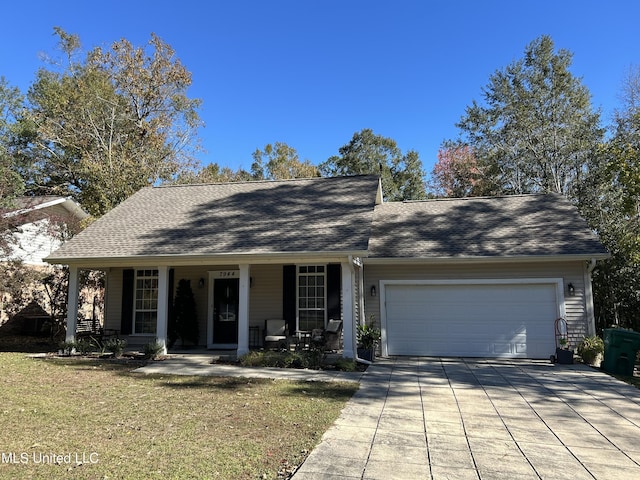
[213,278,239,345]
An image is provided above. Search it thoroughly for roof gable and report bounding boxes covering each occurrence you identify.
[368,194,608,259]
[4,196,88,223]
[47,175,380,262]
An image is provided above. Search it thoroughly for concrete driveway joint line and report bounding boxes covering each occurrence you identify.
[292,357,640,480]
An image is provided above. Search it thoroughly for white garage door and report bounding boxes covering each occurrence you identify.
[384,281,560,358]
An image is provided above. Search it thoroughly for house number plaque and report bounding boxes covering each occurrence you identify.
[213,270,238,278]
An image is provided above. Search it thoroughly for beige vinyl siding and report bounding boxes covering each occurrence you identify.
[104,264,286,347]
[173,265,283,330]
[247,264,283,327]
[174,265,284,334]
[364,261,589,348]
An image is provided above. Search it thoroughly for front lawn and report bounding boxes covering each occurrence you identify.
[0,352,358,479]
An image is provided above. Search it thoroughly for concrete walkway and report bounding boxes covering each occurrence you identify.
[134,353,366,383]
[135,355,640,479]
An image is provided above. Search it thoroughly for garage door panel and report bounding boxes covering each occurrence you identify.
[385,283,558,358]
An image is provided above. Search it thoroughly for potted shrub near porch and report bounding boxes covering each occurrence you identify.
[357,318,381,362]
[578,335,604,367]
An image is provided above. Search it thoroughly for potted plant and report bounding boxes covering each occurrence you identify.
[555,337,574,364]
[357,318,381,362]
[578,335,604,367]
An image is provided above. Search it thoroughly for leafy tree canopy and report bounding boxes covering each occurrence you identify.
[177,142,317,184]
[21,28,203,217]
[319,128,426,201]
[429,141,489,197]
[454,35,603,196]
[0,77,25,208]
[576,66,640,330]
[251,142,319,180]
[177,162,253,184]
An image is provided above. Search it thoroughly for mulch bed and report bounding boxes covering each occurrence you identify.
[0,333,58,353]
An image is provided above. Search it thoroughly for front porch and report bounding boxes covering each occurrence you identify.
[65,258,365,359]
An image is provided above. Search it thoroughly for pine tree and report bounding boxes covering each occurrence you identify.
[455,35,603,195]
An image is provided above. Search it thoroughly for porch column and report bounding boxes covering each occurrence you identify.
[237,264,250,357]
[356,261,365,328]
[65,265,79,343]
[156,266,169,355]
[341,261,355,358]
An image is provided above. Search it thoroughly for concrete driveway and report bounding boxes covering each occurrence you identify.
[292,357,640,480]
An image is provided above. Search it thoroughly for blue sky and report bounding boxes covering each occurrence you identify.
[1,1,639,175]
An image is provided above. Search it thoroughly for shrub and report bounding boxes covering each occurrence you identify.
[240,351,287,368]
[104,338,127,358]
[304,345,326,370]
[58,340,76,356]
[143,340,165,359]
[284,352,306,369]
[75,338,94,355]
[239,350,326,370]
[334,358,357,372]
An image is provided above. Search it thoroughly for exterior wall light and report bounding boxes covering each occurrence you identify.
[567,283,575,296]
[198,278,205,288]
[371,285,377,297]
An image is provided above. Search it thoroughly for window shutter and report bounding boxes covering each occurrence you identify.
[327,264,341,320]
[168,268,175,319]
[121,269,134,335]
[167,269,177,348]
[283,265,296,334]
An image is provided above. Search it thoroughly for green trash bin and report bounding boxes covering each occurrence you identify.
[602,329,640,376]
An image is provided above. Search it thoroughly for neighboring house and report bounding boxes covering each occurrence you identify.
[0,196,89,327]
[3,196,88,266]
[45,175,608,359]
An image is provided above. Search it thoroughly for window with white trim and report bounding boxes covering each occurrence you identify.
[134,269,158,334]
[298,265,326,331]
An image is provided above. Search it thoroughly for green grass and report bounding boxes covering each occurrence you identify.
[612,371,640,389]
[0,352,358,479]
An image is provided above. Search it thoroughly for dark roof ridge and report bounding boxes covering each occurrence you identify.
[399,192,564,204]
[153,174,379,189]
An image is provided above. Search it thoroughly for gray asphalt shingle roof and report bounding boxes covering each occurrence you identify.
[368,193,608,258]
[47,176,607,263]
[47,175,380,261]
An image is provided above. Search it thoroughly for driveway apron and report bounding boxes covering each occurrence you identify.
[292,357,640,480]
